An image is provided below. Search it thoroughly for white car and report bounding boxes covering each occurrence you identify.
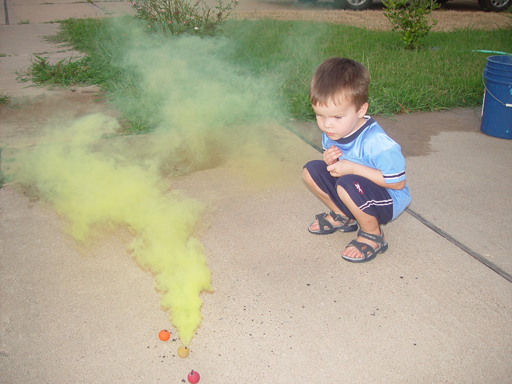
[299,0,510,12]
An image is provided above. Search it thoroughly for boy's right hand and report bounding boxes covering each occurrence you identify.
[323,145,342,165]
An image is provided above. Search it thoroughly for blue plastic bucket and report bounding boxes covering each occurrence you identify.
[480,55,512,140]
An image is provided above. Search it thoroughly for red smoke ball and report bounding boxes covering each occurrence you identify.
[188,370,200,383]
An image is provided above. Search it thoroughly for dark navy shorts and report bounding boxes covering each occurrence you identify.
[304,160,393,225]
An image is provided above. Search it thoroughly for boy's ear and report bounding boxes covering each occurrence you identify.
[358,102,369,117]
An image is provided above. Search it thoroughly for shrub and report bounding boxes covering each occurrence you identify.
[132,0,238,36]
[383,0,440,49]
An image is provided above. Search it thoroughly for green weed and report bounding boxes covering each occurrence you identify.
[17,55,95,86]
[132,0,238,36]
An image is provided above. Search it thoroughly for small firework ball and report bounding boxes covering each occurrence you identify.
[158,330,170,341]
[178,346,189,358]
[188,370,200,383]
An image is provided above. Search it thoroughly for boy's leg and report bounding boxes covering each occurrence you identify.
[302,161,355,232]
[303,167,344,214]
[335,175,393,260]
[337,186,381,259]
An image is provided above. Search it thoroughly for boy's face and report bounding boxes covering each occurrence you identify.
[313,98,368,141]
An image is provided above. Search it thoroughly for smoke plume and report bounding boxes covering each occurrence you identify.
[13,24,288,346]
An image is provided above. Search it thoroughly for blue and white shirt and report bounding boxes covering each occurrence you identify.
[322,116,411,220]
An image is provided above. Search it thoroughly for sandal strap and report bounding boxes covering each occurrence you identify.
[329,211,352,226]
[345,239,375,259]
[315,213,334,231]
[357,228,384,244]
[343,228,388,263]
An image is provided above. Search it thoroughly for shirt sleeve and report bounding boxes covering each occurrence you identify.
[369,142,407,184]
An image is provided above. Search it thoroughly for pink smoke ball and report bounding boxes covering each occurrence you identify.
[187,370,200,383]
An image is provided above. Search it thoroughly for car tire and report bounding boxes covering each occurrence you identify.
[478,0,511,11]
[336,0,373,10]
[477,0,490,10]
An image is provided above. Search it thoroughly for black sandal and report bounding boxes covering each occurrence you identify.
[342,228,388,263]
[308,211,358,235]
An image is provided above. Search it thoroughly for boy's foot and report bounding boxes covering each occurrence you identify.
[342,229,388,263]
[308,211,358,234]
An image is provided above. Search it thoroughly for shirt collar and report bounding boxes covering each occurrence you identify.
[334,116,373,144]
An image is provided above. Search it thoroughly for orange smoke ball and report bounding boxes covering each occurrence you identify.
[158,330,170,341]
[177,346,189,358]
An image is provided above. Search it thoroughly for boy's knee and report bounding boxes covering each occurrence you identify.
[336,183,352,202]
[302,166,313,184]
[303,164,324,191]
[336,175,361,202]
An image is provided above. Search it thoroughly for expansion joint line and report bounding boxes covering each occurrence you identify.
[280,121,512,284]
[405,207,512,283]
[3,0,9,25]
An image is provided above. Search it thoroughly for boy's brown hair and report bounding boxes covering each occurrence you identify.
[309,57,370,110]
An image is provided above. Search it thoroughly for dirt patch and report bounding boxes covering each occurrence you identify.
[0,88,116,147]
[233,8,512,31]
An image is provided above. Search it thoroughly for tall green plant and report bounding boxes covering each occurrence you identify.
[132,0,238,36]
[383,0,440,49]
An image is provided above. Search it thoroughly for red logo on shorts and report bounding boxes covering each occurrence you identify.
[353,182,364,194]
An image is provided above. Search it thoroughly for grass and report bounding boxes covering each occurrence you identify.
[23,16,512,131]
[0,95,10,104]
[221,19,512,119]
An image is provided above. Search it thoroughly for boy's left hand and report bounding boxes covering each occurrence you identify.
[323,145,342,165]
[326,160,355,178]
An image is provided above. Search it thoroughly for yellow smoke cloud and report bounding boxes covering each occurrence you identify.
[15,114,211,346]
[11,27,292,347]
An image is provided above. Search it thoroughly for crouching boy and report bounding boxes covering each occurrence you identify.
[303,57,411,263]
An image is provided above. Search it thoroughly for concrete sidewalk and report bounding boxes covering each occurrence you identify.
[0,0,135,98]
[289,109,512,281]
[1,1,512,383]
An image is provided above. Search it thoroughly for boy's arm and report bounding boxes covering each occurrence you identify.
[326,160,406,190]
